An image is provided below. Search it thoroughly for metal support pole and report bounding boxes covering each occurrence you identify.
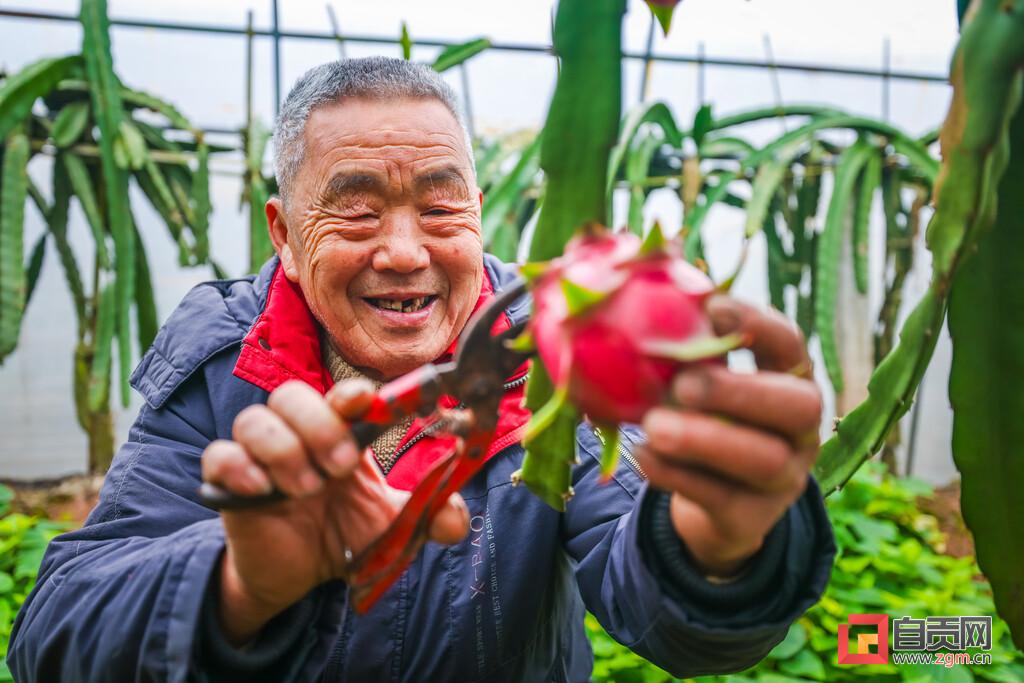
[326,3,347,59]
[882,37,892,121]
[639,15,656,104]
[0,9,948,84]
[271,0,282,115]
[459,62,476,140]
[763,34,786,132]
[696,41,706,105]
[245,10,254,128]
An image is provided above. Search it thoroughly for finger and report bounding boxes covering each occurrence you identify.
[201,439,272,496]
[706,295,812,378]
[232,404,322,497]
[428,493,470,545]
[642,407,803,493]
[325,377,377,420]
[269,380,360,479]
[671,366,822,442]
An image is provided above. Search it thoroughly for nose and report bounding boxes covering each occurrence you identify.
[372,209,430,273]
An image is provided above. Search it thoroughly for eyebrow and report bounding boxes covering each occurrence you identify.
[320,172,386,205]
[414,165,470,196]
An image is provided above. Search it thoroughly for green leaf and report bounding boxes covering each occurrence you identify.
[949,105,1024,648]
[0,128,30,361]
[481,135,541,247]
[0,571,13,594]
[770,623,807,660]
[190,136,211,263]
[625,131,661,235]
[522,384,570,444]
[691,103,713,147]
[607,101,682,204]
[763,208,789,311]
[62,152,111,269]
[47,158,86,324]
[595,424,620,481]
[815,138,875,395]
[0,483,12,516]
[431,37,490,73]
[687,114,930,262]
[0,54,81,141]
[710,104,844,132]
[24,232,47,308]
[814,1,1024,501]
[50,101,90,148]
[118,119,147,170]
[134,155,187,262]
[132,215,158,352]
[514,362,579,511]
[852,150,882,295]
[777,649,826,681]
[81,0,134,407]
[399,22,413,60]
[530,0,623,263]
[88,282,116,413]
[119,86,193,130]
[244,118,273,272]
[521,0,624,511]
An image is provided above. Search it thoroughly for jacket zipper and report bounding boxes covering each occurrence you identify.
[591,425,647,479]
[388,373,530,465]
[322,372,529,681]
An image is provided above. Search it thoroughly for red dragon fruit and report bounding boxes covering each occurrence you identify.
[527,225,735,426]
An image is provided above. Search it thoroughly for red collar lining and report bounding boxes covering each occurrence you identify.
[232,264,529,489]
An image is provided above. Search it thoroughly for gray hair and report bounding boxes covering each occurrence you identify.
[273,56,474,203]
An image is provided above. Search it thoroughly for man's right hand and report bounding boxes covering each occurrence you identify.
[200,378,470,645]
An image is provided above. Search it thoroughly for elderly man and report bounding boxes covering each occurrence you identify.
[9,57,834,682]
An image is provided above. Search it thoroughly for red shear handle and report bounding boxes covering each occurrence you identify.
[360,364,445,425]
[345,423,497,613]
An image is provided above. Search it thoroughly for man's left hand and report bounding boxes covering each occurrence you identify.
[636,294,823,579]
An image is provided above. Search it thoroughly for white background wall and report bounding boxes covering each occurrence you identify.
[0,0,961,483]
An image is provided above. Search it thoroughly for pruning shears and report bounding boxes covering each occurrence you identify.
[198,280,532,612]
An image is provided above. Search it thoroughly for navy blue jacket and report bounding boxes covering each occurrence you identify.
[8,255,835,682]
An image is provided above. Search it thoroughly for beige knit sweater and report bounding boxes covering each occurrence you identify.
[320,330,415,474]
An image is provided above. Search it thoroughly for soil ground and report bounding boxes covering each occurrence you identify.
[2,474,103,524]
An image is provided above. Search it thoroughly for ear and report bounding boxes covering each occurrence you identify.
[266,196,300,282]
[477,188,484,212]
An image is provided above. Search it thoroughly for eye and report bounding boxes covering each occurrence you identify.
[347,213,377,221]
[424,208,451,217]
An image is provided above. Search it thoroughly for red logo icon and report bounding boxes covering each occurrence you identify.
[838,614,889,665]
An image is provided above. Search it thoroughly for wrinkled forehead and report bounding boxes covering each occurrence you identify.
[301,97,474,181]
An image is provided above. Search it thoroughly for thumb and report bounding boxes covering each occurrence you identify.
[428,493,470,545]
[326,377,377,419]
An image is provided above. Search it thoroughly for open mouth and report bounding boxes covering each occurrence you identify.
[364,295,437,313]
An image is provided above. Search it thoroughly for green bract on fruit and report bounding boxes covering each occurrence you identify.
[645,0,682,35]
[521,225,742,481]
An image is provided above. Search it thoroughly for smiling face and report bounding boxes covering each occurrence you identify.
[265,96,484,381]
